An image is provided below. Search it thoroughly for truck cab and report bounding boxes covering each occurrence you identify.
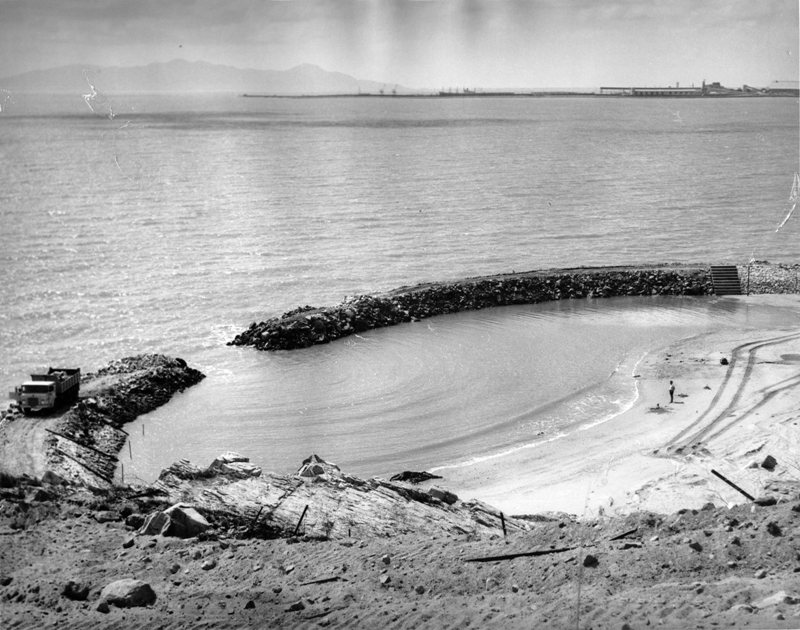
[9,367,81,415]
[13,381,58,413]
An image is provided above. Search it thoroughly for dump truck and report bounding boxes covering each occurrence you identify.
[9,367,81,414]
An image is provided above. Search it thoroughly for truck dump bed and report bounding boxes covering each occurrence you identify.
[30,368,81,392]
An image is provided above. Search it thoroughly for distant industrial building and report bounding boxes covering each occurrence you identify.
[600,80,799,97]
[600,82,703,97]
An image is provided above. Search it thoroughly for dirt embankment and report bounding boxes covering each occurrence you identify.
[0,457,798,629]
[0,354,205,487]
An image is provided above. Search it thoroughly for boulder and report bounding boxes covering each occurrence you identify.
[755,591,800,608]
[761,455,778,471]
[138,511,170,536]
[428,487,458,505]
[99,579,156,608]
[160,459,203,480]
[139,504,210,538]
[62,580,90,601]
[729,603,754,614]
[207,452,262,479]
[41,470,67,486]
[390,471,443,484]
[162,504,210,538]
[93,510,120,523]
[28,488,55,502]
[297,454,341,479]
[125,513,145,529]
[765,521,782,537]
[212,451,249,464]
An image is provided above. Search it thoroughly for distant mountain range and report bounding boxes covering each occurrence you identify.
[0,60,413,95]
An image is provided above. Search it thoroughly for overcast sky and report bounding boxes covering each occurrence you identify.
[1,0,797,88]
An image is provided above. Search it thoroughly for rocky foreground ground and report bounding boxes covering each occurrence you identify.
[1,452,799,629]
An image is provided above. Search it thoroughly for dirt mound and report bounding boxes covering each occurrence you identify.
[1,471,798,629]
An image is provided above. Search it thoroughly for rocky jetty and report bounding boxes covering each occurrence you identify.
[739,261,800,294]
[230,265,713,351]
[1,354,205,488]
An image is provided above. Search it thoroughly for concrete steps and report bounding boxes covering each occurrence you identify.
[710,265,742,295]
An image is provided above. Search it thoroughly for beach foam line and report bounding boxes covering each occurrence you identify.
[430,351,647,474]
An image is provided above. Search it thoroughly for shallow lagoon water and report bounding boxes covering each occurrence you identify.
[122,294,800,483]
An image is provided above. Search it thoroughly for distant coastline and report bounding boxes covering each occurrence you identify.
[242,90,797,99]
[243,79,799,99]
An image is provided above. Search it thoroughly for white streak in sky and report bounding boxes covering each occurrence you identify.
[82,71,114,119]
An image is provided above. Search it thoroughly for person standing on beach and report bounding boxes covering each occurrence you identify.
[669,380,675,404]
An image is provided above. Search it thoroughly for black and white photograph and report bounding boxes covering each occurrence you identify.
[1,1,799,627]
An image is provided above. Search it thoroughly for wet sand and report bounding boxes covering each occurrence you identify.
[428,295,800,518]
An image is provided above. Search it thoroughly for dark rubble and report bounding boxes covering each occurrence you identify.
[230,266,713,351]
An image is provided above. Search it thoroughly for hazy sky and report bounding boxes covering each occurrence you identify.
[1,0,797,88]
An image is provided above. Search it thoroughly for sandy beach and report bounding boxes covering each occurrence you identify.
[430,294,800,519]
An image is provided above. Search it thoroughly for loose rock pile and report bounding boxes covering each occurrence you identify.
[151,452,523,541]
[230,266,713,351]
[739,262,800,294]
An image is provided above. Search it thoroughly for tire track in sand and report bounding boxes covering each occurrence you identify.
[665,330,800,453]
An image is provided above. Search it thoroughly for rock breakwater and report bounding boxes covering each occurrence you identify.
[230,265,713,351]
[739,262,800,295]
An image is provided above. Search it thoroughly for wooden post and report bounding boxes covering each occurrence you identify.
[500,512,507,538]
[293,505,309,537]
[247,506,264,535]
[128,440,132,459]
[746,263,750,295]
[711,469,755,501]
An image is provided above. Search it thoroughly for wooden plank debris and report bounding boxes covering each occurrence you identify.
[609,528,638,541]
[465,546,577,563]
[711,469,755,501]
[292,504,309,537]
[299,576,346,586]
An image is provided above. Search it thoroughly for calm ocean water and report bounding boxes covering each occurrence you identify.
[1,93,798,480]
